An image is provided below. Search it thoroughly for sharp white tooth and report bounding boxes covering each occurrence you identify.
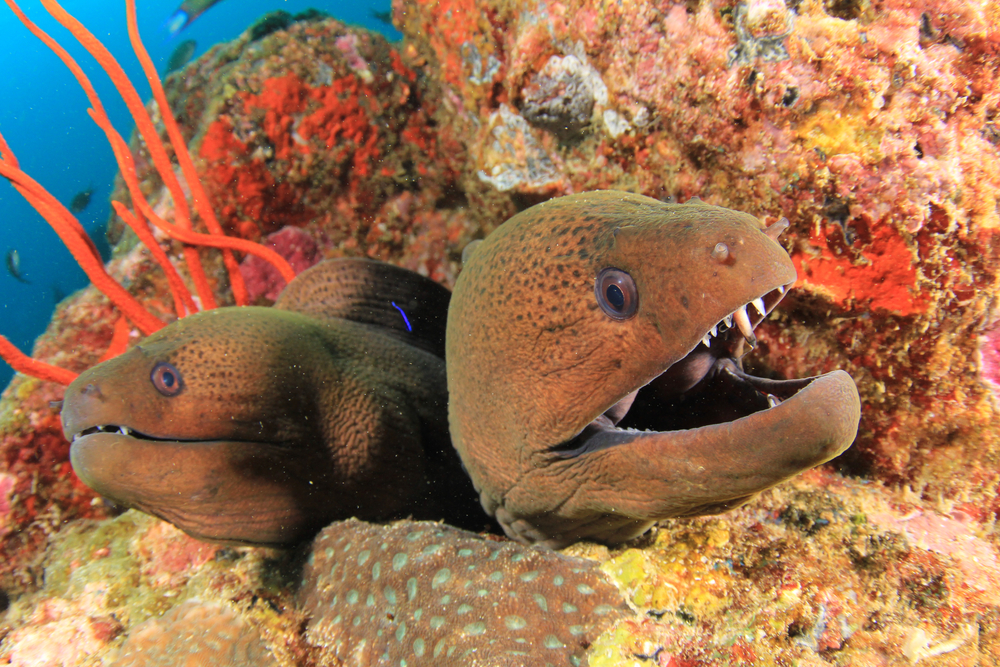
[701,334,712,348]
[751,297,766,316]
[733,305,757,347]
[767,394,780,408]
[778,285,787,295]
[709,324,717,337]
[122,426,131,436]
[724,314,733,329]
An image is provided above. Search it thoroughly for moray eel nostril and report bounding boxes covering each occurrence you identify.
[446,190,862,549]
[60,258,482,547]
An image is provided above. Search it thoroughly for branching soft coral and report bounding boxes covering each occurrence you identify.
[0,0,297,386]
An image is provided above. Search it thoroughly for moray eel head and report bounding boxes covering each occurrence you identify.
[447,191,861,548]
[61,257,470,547]
[61,307,344,545]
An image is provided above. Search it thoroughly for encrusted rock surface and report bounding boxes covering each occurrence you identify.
[1,1,999,665]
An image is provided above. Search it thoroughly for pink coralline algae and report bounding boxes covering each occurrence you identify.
[3,586,122,667]
[979,321,1000,405]
[239,226,320,303]
[109,600,277,667]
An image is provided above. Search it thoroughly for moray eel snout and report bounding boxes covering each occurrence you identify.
[447,191,862,548]
[62,259,480,546]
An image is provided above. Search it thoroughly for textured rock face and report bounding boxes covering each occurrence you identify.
[396,0,1000,508]
[299,519,626,666]
[2,3,1000,666]
[113,16,497,290]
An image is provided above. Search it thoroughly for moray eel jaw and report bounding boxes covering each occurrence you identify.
[447,190,862,549]
[68,430,335,545]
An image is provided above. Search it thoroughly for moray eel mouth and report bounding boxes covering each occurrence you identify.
[73,424,177,442]
[552,279,808,457]
[64,422,324,547]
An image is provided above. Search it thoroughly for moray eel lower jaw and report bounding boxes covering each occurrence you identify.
[66,420,334,547]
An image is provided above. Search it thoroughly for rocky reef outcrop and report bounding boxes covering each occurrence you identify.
[2,1,1000,665]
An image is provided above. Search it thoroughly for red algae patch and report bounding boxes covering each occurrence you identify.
[133,521,221,589]
[792,220,927,316]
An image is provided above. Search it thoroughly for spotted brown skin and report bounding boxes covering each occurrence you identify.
[61,259,480,546]
[446,190,861,548]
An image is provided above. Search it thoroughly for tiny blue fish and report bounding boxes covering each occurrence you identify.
[164,0,225,39]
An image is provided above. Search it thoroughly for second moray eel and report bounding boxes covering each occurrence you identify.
[61,259,480,546]
[447,191,861,548]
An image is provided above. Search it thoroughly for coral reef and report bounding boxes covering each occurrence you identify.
[0,511,304,667]
[109,600,278,667]
[131,15,494,288]
[2,0,1000,665]
[582,470,1000,665]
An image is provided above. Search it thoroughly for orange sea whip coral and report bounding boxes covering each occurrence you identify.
[0,0,297,386]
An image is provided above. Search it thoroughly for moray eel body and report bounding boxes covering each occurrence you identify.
[447,191,861,548]
[61,259,479,546]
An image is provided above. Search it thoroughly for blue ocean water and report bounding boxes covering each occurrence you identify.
[0,0,399,389]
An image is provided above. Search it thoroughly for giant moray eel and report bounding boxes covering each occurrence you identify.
[60,259,480,546]
[447,190,862,548]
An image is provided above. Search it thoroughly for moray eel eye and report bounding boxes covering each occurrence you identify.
[595,268,637,320]
[150,362,183,397]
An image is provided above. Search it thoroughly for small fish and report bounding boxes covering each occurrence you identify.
[69,186,94,214]
[5,249,28,284]
[165,39,197,74]
[164,0,225,39]
[370,9,393,25]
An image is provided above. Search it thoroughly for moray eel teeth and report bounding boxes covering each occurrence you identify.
[74,424,166,441]
[447,190,862,549]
